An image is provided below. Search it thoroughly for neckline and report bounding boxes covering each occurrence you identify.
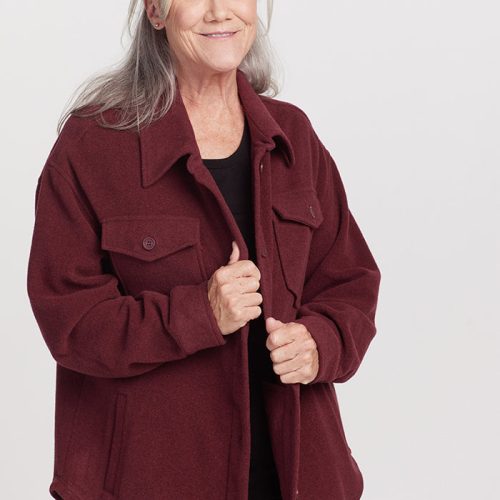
[201,117,248,162]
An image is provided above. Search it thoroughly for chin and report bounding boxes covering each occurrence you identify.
[204,59,244,74]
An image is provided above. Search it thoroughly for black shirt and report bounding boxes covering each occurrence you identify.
[202,116,282,500]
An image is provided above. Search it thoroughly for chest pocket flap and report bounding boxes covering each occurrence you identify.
[272,189,324,229]
[101,215,200,262]
[100,215,205,295]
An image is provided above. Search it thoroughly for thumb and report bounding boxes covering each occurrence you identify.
[265,316,284,333]
[227,240,240,265]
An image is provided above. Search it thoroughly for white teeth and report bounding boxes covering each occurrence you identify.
[205,32,233,37]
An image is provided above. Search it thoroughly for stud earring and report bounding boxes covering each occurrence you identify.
[154,23,160,28]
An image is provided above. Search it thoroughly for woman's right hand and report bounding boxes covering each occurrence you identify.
[207,240,263,335]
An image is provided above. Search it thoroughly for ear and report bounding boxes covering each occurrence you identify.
[144,0,163,28]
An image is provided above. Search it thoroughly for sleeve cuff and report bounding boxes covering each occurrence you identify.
[294,314,342,384]
[168,280,227,355]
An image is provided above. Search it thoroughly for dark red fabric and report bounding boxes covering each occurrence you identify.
[27,68,381,500]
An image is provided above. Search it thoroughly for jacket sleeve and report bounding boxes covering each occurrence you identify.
[27,162,227,379]
[293,134,381,384]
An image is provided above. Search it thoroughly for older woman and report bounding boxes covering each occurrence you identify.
[27,1,381,499]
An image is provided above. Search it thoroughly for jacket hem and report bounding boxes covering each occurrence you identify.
[49,475,85,500]
[50,475,115,500]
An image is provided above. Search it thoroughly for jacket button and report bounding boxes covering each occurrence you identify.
[142,236,156,250]
[259,162,264,173]
[260,241,268,258]
[308,204,316,218]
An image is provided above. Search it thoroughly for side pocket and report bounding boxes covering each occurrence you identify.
[103,392,128,495]
[57,372,87,478]
[327,384,352,453]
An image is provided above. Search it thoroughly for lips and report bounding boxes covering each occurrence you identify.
[200,30,239,37]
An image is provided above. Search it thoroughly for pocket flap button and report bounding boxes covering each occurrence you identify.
[142,236,156,250]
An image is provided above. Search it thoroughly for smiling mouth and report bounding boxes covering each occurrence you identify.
[200,31,238,38]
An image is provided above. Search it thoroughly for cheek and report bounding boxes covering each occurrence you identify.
[240,0,258,18]
[240,8,257,32]
[166,27,200,60]
[166,2,200,36]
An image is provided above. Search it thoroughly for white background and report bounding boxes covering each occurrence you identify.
[1,0,499,498]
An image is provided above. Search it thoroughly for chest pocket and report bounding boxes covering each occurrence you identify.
[101,215,206,296]
[271,189,323,309]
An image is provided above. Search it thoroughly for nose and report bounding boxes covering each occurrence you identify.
[204,0,233,22]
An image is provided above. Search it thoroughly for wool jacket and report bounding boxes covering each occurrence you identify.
[27,68,381,500]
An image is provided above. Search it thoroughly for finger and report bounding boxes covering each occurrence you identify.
[272,340,300,362]
[232,275,261,294]
[225,294,262,323]
[266,324,291,351]
[273,353,302,375]
[226,259,261,281]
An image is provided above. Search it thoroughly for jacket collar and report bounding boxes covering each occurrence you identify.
[139,68,295,188]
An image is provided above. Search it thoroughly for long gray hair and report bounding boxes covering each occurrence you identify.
[57,0,279,134]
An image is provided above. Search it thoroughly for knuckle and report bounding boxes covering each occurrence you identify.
[214,267,225,282]
[233,309,244,322]
[244,260,254,272]
[306,338,316,350]
[248,260,260,277]
[252,306,261,320]
[227,295,238,308]
[298,323,309,335]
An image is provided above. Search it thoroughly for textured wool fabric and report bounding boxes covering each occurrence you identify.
[27,68,381,500]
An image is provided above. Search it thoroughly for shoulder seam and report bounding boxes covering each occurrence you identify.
[260,95,312,122]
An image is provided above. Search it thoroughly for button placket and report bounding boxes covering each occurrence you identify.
[258,160,268,258]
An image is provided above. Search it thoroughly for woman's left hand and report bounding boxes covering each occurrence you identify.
[265,317,319,384]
